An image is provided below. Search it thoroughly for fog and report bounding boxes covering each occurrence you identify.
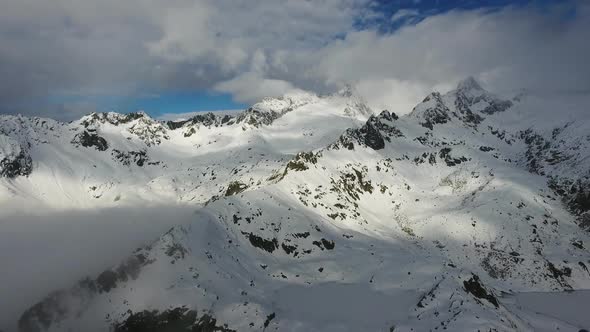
[0,205,199,331]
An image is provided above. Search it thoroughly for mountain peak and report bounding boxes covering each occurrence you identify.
[456,76,484,92]
[336,83,356,98]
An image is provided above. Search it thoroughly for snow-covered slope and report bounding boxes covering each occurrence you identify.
[2,80,590,332]
[0,91,367,211]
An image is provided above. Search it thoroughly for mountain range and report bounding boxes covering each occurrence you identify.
[1,78,589,332]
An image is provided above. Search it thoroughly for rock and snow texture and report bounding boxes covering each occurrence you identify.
[2,80,590,331]
[0,134,32,178]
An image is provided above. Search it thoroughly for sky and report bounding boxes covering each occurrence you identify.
[0,0,588,120]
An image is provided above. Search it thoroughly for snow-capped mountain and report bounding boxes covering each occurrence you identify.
[2,79,590,332]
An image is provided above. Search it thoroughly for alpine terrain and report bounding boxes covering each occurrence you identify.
[2,78,590,332]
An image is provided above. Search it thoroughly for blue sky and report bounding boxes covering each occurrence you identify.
[48,91,246,118]
[367,0,574,31]
[127,92,247,117]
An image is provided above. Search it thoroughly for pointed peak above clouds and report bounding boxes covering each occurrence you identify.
[456,76,484,93]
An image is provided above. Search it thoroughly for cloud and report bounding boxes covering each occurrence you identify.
[353,79,432,115]
[0,0,370,117]
[300,3,590,110]
[0,0,588,119]
[0,205,200,331]
[391,9,420,24]
[215,72,304,103]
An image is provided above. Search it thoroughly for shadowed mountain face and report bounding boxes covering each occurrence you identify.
[2,80,590,331]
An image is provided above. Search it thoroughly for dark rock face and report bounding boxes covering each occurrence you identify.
[82,112,146,127]
[372,110,402,133]
[225,181,248,196]
[416,280,442,309]
[550,177,590,230]
[417,93,451,130]
[321,238,335,250]
[328,166,374,203]
[0,150,32,178]
[128,121,169,147]
[236,108,283,128]
[520,129,551,175]
[293,232,310,239]
[112,149,150,167]
[263,312,276,329]
[519,126,590,230]
[285,151,320,172]
[112,307,235,332]
[414,81,512,131]
[381,110,399,121]
[81,112,169,146]
[563,179,590,217]
[481,250,523,280]
[463,274,499,308]
[167,112,237,131]
[359,122,385,150]
[413,152,438,165]
[454,93,484,127]
[312,238,335,250]
[438,148,468,166]
[167,107,289,134]
[281,243,297,255]
[330,129,357,151]
[545,261,572,288]
[71,130,108,151]
[243,232,279,253]
[331,110,403,151]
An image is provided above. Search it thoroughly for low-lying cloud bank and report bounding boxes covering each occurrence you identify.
[0,205,199,331]
[0,0,588,119]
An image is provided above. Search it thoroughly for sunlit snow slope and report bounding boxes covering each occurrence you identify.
[2,80,590,332]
